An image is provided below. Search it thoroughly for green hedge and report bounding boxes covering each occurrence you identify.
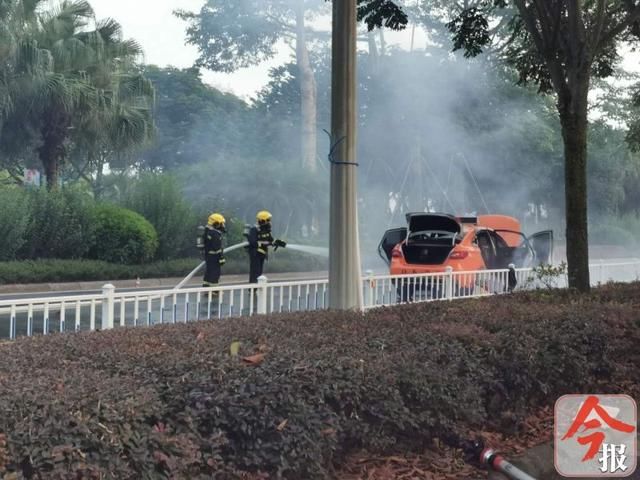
[0,259,196,284]
[123,174,199,259]
[13,188,95,260]
[89,204,159,264]
[0,188,170,263]
[0,189,30,261]
[0,252,326,284]
[0,184,310,265]
[0,284,637,478]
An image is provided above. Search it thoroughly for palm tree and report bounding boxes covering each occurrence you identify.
[0,0,51,179]
[69,18,155,197]
[1,0,154,189]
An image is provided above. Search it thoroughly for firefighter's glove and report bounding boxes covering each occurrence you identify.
[273,239,287,251]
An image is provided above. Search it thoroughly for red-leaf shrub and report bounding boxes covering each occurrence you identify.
[0,283,638,478]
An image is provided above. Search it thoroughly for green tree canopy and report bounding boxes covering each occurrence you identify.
[134,66,252,171]
[441,0,640,291]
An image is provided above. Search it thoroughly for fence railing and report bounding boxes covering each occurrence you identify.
[0,277,331,340]
[361,265,531,309]
[1,260,638,340]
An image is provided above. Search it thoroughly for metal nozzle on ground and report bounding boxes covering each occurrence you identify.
[463,437,538,480]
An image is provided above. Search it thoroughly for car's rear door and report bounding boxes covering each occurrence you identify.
[378,228,407,265]
[529,230,554,266]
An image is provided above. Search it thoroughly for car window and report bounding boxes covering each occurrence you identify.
[489,231,509,249]
[475,231,495,255]
[408,230,456,240]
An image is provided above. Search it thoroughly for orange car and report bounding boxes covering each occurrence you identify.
[378,213,553,295]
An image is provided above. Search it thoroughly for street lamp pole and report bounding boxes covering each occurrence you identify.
[329,0,363,310]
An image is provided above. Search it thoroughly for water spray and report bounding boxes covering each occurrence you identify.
[282,244,328,257]
[173,243,329,290]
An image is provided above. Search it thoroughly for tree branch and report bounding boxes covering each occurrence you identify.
[264,13,296,33]
[513,0,566,93]
[531,0,554,46]
[597,4,640,50]
[565,0,588,72]
[69,156,94,184]
[7,166,25,185]
[550,2,565,50]
[590,0,607,51]
[513,0,546,51]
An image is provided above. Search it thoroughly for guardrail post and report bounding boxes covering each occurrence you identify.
[508,263,517,293]
[364,270,374,308]
[9,305,16,340]
[444,266,453,300]
[257,276,268,314]
[101,283,115,330]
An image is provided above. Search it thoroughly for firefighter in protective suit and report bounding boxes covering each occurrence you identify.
[203,213,226,287]
[246,210,286,283]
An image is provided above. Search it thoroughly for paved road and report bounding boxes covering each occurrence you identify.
[0,271,334,301]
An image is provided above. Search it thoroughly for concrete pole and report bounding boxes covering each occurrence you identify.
[329,0,363,310]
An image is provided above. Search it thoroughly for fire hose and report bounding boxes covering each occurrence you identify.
[462,437,538,480]
[173,242,249,290]
[173,242,329,290]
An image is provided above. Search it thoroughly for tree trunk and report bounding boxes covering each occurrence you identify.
[39,107,69,191]
[558,75,591,292]
[295,1,318,173]
[93,156,105,200]
[40,145,60,190]
[368,31,379,74]
[379,28,386,55]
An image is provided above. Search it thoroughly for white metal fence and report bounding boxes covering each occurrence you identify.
[0,260,638,340]
[361,266,535,309]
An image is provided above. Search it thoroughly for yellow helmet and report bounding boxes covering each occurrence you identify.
[256,210,272,222]
[208,213,226,226]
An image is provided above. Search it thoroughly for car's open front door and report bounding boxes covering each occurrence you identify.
[529,230,554,266]
[378,228,407,265]
[493,229,535,268]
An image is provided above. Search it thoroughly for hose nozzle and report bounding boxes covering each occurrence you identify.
[478,446,537,480]
[461,436,537,480]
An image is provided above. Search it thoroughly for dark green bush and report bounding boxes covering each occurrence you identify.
[89,204,159,264]
[123,174,199,259]
[0,284,638,478]
[0,252,325,284]
[0,188,30,261]
[0,259,196,284]
[19,187,96,259]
